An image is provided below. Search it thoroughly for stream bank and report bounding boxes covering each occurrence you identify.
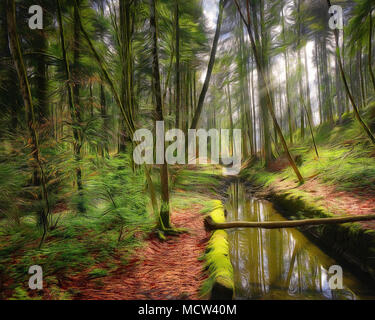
[239,170,375,288]
[225,180,375,299]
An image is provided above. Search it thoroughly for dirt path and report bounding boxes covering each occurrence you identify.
[70,204,210,300]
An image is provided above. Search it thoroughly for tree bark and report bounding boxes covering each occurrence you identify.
[175,0,180,129]
[190,0,227,129]
[150,0,171,230]
[57,0,85,212]
[7,0,50,246]
[205,214,375,231]
[369,9,375,91]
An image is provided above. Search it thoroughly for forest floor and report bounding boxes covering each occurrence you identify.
[65,200,210,300]
[267,177,375,230]
[51,166,225,300]
[0,162,225,300]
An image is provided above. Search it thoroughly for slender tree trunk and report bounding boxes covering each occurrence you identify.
[327,0,375,144]
[359,45,366,108]
[7,0,50,246]
[234,0,304,183]
[119,0,133,151]
[298,50,305,140]
[190,0,227,129]
[57,0,85,212]
[321,37,333,123]
[251,58,257,153]
[226,84,234,155]
[74,0,85,211]
[369,9,375,91]
[175,0,180,129]
[315,38,323,123]
[303,100,319,158]
[100,84,109,157]
[34,26,48,123]
[296,0,305,140]
[162,47,174,103]
[150,0,171,230]
[281,9,293,144]
[304,45,313,124]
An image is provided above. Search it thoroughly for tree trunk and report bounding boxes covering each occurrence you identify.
[150,0,171,230]
[369,10,375,91]
[226,84,234,155]
[57,0,85,212]
[315,38,323,123]
[326,0,375,145]
[234,0,304,183]
[7,0,50,246]
[281,10,293,144]
[205,214,375,230]
[175,0,180,129]
[119,0,135,151]
[190,0,227,129]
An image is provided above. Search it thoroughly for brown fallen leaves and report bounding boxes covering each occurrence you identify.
[69,204,210,300]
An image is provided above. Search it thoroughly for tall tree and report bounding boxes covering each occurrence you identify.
[175,0,181,129]
[150,0,172,231]
[190,0,227,130]
[327,0,375,144]
[234,0,304,183]
[6,0,50,246]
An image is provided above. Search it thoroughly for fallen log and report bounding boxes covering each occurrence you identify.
[204,214,375,231]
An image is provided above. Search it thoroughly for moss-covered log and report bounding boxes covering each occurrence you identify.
[201,200,234,300]
[204,214,375,230]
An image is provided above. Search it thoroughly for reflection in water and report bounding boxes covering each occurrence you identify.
[227,181,375,300]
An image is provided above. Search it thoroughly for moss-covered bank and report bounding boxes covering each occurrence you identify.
[200,200,234,300]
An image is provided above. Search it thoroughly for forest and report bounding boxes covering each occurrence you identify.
[1,0,375,301]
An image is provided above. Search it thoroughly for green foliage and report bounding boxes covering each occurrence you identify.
[172,167,223,195]
[9,287,42,301]
[88,268,108,279]
[246,106,375,192]
[0,153,154,299]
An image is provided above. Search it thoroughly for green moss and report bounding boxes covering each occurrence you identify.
[200,201,234,299]
[88,268,108,279]
[208,200,226,223]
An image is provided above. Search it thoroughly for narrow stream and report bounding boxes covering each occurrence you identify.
[226,181,375,300]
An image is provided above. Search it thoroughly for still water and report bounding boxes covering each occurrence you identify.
[226,181,375,300]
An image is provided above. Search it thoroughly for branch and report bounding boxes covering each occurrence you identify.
[204,214,375,230]
[233,0,249,29]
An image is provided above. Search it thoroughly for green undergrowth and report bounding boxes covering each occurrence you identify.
[200,200,234,299]
[0,153,154,299]
[242,105,375,192]
[171,166,223,194]
[170,166,225,211]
